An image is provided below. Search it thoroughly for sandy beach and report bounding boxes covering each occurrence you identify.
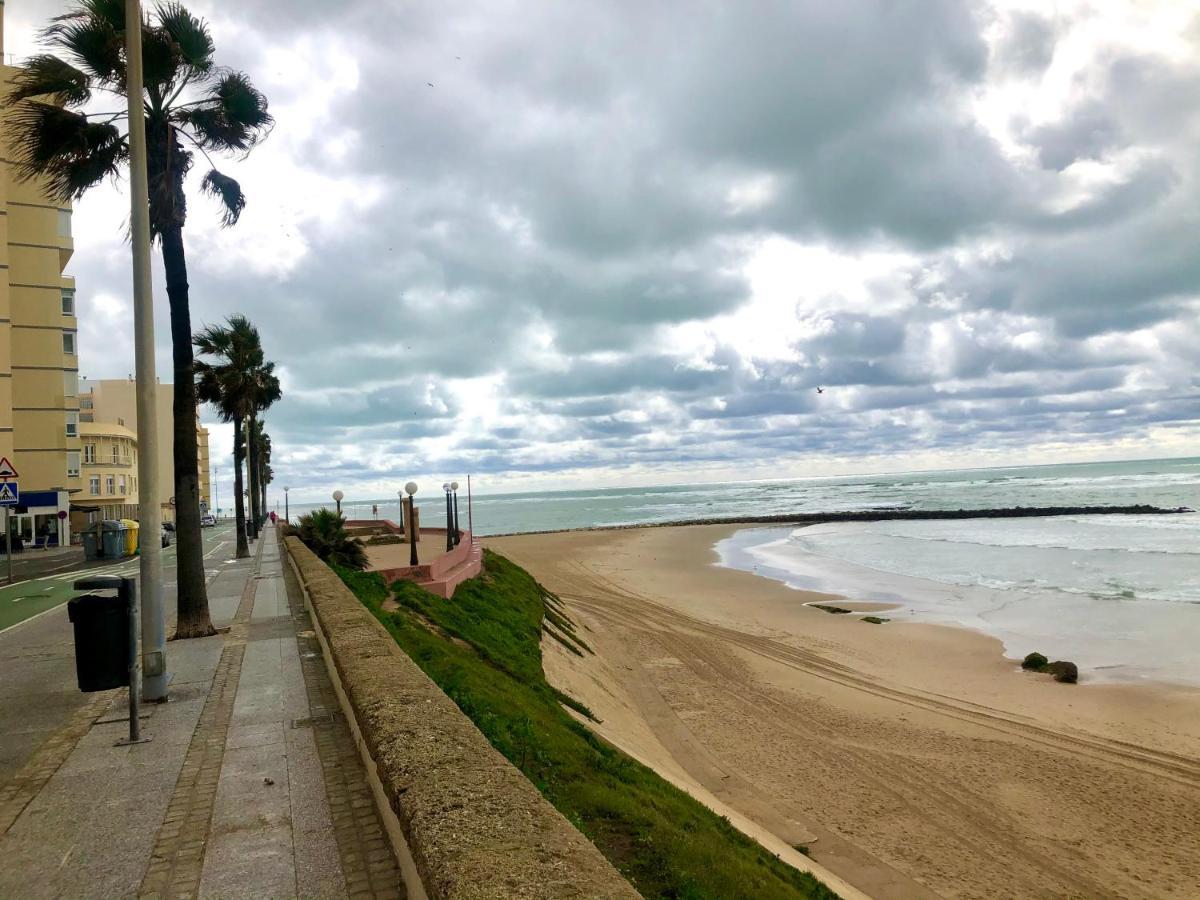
[488,524,1200,900]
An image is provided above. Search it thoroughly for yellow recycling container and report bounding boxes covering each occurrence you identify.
[120,519,139,557]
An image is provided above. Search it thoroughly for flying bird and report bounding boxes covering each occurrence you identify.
[816,386,824,394]
[427,82,435,87]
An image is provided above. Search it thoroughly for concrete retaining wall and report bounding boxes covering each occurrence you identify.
[283,536,640,900]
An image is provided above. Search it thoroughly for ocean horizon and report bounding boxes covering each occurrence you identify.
[284,455,1200,536]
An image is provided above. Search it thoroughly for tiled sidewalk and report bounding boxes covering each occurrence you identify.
[0,525,403,899]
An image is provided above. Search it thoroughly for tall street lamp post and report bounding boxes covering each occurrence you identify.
[443,483,453,551]
[283,486,289,524]
[332,490,343,516]
[127,0,166,703]
[450,481,460,546]
[405,482,419,566]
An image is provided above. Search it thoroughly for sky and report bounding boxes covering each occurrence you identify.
[6,1,1200,502]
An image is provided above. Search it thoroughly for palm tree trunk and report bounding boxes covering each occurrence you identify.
[232,414,249,559]
[161,224,215,639]
[246,415,260,539]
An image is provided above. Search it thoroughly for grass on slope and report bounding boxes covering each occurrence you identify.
[337,549,837,900]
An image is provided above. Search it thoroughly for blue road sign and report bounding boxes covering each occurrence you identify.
[0,481,18,506]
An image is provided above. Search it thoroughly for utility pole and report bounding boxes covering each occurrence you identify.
[126,0,167,702]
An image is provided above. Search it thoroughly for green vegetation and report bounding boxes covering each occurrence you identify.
[296,509,368,571]
[860,616,890,625]
[811,604,852,615]
[337,550,837,900]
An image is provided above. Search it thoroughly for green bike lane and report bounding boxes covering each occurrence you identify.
[0,523,236,634]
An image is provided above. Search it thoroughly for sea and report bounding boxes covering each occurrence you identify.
[298,456,1200,685]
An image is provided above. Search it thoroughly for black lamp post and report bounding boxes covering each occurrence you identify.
[450,480,460,546]
[404,482,419,566]
[332,489,343,516]
[283,485,289,524]
[443,483,454,551]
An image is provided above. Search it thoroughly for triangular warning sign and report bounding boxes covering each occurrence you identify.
[0,457,16,479]
[0,483,17,502]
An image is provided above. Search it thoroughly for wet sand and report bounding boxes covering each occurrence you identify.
[488,524,1200,900]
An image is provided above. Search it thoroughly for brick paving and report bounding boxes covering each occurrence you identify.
[0,524,405,899]
[138,591,251,898]
[283,554,404,899]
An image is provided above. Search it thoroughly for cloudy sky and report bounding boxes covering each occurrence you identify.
[7,1,1200,501]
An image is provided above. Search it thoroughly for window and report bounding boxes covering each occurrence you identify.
[119,475,126,494]
[106,475,115,495]
[64,370,77,397]
[84,444,96,463]
[57,208,72,238]
[89,476,100,495]
[62,332,76,354]
[61,289,75,316]
[66,451,80,477]
[65,412,78,438]
[112,444,120,464]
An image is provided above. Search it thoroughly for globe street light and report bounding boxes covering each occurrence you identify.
[283,486,290,524]
[450,480,460,546]
[443,483,454,551]
[404,482,419,566]
[332,489,344,516]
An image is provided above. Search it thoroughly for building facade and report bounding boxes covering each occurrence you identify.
[76,422,139,521]
[80,378,211,522]
[1,40,80,547]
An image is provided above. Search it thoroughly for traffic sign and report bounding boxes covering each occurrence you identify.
[0,482,18,505]
[0,457,17,480]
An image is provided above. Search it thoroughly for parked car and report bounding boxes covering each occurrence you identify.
[161,525,172,548]
[162,521,176,533]
[200,514,217,527]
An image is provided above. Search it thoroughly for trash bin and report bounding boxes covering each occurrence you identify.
[67,591,130,691]
[100,520,127,559]
[81,528,101,561]
[120,519,139,556]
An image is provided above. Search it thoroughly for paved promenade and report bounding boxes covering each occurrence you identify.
[0,524,403,899]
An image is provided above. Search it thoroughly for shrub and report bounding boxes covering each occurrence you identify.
[296,508,368,570]
[861,616,889,624]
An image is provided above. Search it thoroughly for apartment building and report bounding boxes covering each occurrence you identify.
[77,421,139,521]
[1,43,81,547]
[79,378,211,522]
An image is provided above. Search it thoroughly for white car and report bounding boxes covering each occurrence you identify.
[200,514,217,527]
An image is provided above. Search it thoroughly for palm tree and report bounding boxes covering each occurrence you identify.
[5,2,271,638]
[296,509,368,571]
[245,368,280,541]
[255,426,273,522]
[194,315,280,566]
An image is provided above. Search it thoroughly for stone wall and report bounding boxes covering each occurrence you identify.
[283,536,640,900]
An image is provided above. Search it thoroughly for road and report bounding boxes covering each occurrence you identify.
[0,522,239,783]
[0,523,235,633]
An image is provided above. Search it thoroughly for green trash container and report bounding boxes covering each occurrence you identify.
[100,520,126,559]
[81,527,101,561]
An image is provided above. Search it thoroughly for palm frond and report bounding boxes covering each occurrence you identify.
[178,71,272,152]
[6,55,93,106]
[199,168,246,226]
[6,102,126,201]
[141,21,184,94]
[155,2,214,76]
[43,6,124,87]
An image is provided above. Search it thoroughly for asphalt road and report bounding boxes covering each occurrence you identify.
[0,522,239,783]
[0,523,236,633]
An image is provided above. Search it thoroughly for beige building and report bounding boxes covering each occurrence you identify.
[77,421,139,521]
[80,378,211,522]
[0,40,81,547]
